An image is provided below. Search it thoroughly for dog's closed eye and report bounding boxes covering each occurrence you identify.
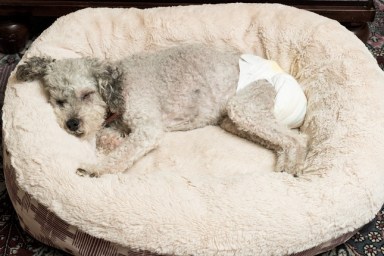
[56,99,67,107]
[81,91,95,101]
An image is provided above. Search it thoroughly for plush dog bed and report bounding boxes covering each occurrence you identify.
[3,3,384,256]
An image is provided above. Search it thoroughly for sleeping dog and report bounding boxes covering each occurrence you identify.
[16,45,307,176]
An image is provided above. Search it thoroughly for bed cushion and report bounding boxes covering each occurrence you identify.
[3,3,384,255]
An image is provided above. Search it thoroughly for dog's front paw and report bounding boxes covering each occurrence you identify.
[76,165,102,178]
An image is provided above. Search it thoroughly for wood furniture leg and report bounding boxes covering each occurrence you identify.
[0,19,28,54]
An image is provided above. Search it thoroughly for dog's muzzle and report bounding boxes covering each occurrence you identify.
[66,118,80,132]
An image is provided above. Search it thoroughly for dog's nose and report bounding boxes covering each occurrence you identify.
[66,118,80,131]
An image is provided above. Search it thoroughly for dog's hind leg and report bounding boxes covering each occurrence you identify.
[221,80,308,176]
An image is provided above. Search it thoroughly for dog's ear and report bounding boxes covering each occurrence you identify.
[92,61,125,113]
[16,56,55,82]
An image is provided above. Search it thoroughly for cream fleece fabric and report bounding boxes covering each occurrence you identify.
[3,4,384,256]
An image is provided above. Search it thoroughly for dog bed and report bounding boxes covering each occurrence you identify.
[3,3,384,256]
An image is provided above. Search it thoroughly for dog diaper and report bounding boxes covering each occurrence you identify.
[237,54,307,128]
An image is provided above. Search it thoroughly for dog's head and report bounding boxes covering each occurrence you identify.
[16,56,124,139]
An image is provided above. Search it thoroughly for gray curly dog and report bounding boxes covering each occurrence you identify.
[16,45,307,177]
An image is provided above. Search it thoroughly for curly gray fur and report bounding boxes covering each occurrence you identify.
[86,59,125,113]
[16,56,55,82]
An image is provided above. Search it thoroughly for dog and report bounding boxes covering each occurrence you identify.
[16,45,307,177]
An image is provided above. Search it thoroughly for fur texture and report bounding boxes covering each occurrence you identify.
[16,44,307,176]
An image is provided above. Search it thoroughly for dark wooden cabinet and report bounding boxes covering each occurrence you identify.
[0,0,376,53]
[0,0,375,22]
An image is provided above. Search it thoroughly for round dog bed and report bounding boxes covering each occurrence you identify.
[3,3,384,256]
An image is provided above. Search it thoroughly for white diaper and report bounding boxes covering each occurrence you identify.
[237,54,307,129]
